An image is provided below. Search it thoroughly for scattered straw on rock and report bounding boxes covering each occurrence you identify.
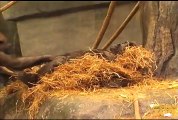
[21,46,157,118]
[1,46,159,119]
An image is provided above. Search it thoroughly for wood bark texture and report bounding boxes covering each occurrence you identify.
[140,1,178,77]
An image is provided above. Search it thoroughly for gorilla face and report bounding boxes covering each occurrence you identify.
[109,41,137,55]
[0,33,11,52]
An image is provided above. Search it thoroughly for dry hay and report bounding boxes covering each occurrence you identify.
[0,80,27,99]
[38,45,155,90]
[142,104,178,119]
[1,46,159,119]
[0,80,27,109]
[2,78,178,119]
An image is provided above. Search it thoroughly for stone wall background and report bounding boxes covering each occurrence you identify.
[0,1,142,56]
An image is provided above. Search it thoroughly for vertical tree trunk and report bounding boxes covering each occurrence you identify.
[140,1,178,77]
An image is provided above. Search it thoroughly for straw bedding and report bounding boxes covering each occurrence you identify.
[2,45,172,119]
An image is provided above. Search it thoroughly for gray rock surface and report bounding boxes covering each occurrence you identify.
[1,89,178,119]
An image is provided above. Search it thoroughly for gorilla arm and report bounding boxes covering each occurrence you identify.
[0,52,53,70]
